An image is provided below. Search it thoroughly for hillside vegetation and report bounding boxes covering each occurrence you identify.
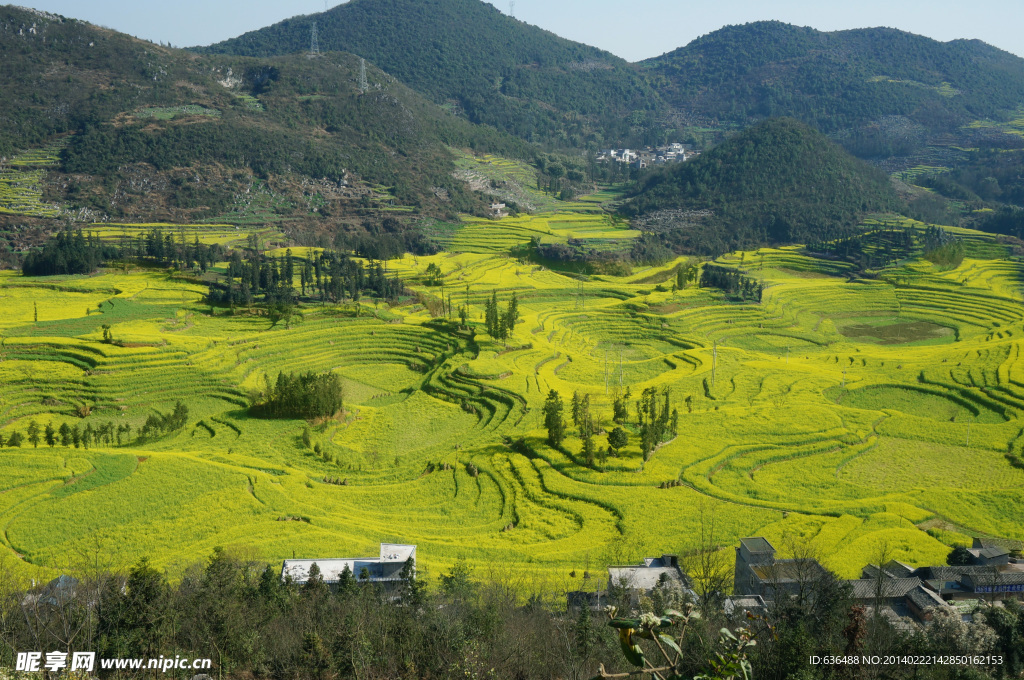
[643,21,1024,141]
[0,5,536,229]
[622,118,900,254]
[197,0,667,149]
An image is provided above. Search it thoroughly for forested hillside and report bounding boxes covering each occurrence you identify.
[643,21,1024,149]
[622,118,900,254]
[0,5,534,227]
[197,0,667,149]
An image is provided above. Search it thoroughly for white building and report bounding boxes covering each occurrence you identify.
[281,543,416,585]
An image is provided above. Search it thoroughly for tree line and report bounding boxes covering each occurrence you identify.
[210,244,404,310]
[21,227,225,276]
[4,546,1021,680]
[0,402,188,450]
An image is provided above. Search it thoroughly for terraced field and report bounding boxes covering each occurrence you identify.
[0,138,69,218]
[2,214,1023,588]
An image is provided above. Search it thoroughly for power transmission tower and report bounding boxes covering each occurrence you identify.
[359,58,368,93]
[509,0,516,17]
[310,21,320,56]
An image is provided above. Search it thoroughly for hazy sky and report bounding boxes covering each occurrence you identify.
[19,0,1024,62]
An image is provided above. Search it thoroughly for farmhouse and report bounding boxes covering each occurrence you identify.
[568,553,695,610]
[608,553,693,595]
[733,537,830,600]
[281,543,416,586]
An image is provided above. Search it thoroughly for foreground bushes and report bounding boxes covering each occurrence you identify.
[2,550,1021,679]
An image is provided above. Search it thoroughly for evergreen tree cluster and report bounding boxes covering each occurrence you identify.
[135,228,224,270]
[210,243,404,308]
[699,265,763,302]
[252,371,344,420]
[634,386,677,462]
[21,226,225,277]
[921,226,965,268]
[139,402,189,440]
[22,228,119,276]
[976,207,1024,240]
[807,224,916,271]
[4,546,1023,680]
[483,291,519,341]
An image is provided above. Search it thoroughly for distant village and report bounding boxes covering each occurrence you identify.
[597,142,701,170]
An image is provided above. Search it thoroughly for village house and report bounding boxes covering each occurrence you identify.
[567,553,695,611]
[597,143,699,166]
[280,543,416,588]
[733,537,831,600]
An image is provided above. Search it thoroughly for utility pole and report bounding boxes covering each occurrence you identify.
[618,347,623,389]
[842,369,847,390]
[967,421,971,447]
[712,340,718,387]
[604,350,608,395]
[359,58,368,93]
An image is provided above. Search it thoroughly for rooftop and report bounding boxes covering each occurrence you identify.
[750,558,829,583]
[739,537,775,554]
[608,565,687,591]
[281,543,416,584]
[906,584,946,612]
[849,577,923,601]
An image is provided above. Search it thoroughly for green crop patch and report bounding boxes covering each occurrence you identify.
[837,318,954,345]
[834,385,1005,423]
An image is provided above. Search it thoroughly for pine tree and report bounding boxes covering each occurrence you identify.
[542,390,566,448]
[485,290,500,338]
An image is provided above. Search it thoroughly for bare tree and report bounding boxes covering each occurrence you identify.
[681,500,730,617]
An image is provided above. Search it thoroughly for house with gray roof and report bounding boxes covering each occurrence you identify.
[606,553,697,605]
[733,537,830,600]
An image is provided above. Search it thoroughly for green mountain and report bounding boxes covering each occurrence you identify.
[642,21,1024,150]
[622,118,900,254]
[0,5,531,229]
[196,0,666,148]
